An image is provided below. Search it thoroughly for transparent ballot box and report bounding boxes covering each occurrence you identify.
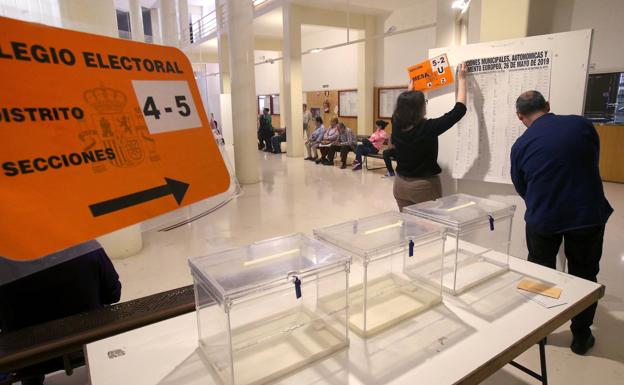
[404,194,516,295]
[188,233,351,385]
[314,212,446,338]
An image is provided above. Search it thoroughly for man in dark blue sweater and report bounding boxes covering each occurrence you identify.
[511,90,613,355]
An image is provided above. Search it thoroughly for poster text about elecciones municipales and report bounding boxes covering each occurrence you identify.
[453,50,552,184]
[0,16,230,261]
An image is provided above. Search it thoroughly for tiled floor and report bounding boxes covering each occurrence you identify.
[46,149,624,384]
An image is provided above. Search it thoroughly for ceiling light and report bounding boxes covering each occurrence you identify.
[309,48,323,54]
[452,0,469,11]
[386,26,397,34]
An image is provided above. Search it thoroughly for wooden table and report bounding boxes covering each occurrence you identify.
[85,257,604,385]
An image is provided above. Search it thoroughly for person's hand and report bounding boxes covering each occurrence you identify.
[456,62,467,104]
[457,62,467,80]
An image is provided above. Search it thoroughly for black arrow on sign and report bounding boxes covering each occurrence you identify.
[89,178,190,217]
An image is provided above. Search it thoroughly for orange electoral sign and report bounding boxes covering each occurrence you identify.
[407,54,454,92]
[0,16,230,260]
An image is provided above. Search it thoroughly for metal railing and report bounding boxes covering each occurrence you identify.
[115,0,275,46]
[180,0,274,47]
[183,9,218,45]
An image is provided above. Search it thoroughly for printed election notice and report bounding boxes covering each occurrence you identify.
[453,51,552,184]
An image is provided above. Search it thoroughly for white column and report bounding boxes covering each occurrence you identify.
[281,3,304,157]
[160,0,179,46]
[129,0,145,42]
[178,0,190,45]
[150,8,162,44]
[435,0,461,47]
[357,16,376,135]
[278,59,289,133]
[224,0,260,184]
[216,2,231,94]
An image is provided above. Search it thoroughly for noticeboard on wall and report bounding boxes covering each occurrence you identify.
[272,94,280,115]
[257,95,271,114]
[338,90,358,118]
[257,95,280,115]
[378,87,407,119]
[429,29,591,185]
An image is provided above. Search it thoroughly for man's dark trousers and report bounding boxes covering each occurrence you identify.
[526,224,605,337]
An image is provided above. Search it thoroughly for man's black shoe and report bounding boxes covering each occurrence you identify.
[571,332,595,355]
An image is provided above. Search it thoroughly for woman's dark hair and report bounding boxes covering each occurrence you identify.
[315,116,323,124]
[375,120,388,129]
[392,90,426,130]
[263,107,270,113]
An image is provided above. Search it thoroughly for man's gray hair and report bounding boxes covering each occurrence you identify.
[516,91,547,115]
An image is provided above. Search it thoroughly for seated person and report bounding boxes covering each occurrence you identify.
[382,135,397,177]
[304,116,325,161]
[271,128,286,154]
[257,108,274,152]
[0,244,122,385]
[325,123,356,169]
[316,117,340,164]
[352,120,389,171]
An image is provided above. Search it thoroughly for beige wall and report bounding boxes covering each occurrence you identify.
[528,0,624,73]
[480,0,530,42]
[58,0,117,37]
[305,90,358,134]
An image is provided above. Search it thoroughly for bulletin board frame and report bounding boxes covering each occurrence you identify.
[377,86,408,119]
[257,95,274,115]
[338,89,358,118]
[271,94,280,115]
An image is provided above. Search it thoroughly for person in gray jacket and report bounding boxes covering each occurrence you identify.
[304,116,326,161]
[325,123,357,168]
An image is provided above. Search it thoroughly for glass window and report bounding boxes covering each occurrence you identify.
[142,7,152,37]
[116,9,131,39]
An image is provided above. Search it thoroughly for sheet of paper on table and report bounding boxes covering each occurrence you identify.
[518,289,568,309]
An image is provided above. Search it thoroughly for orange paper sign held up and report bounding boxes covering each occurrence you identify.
[0,16,231,261]
[407,54,455,92]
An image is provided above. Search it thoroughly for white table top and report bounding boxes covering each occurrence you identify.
[85,257,603,385]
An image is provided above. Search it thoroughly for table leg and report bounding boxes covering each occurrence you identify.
[539,338,548,385]
[508,338,548,385]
